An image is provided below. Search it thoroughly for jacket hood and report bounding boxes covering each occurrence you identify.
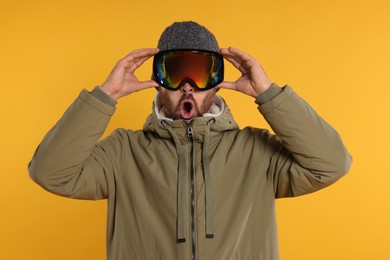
[143,93,239,139]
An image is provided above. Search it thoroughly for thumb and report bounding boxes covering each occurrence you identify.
[217,81,236,91]
[137,79,159,90]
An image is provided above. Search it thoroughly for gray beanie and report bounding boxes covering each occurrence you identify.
[157,21,219,52]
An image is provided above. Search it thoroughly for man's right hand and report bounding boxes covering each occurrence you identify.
[100,48,159,100]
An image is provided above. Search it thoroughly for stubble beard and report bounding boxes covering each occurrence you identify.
[158,91,217,120]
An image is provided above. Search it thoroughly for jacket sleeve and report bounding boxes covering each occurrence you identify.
[28,88,118,200]
[256,84,352,198]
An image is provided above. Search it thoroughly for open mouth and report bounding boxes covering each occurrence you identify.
[183,101,192,113]
[180,100,195,119]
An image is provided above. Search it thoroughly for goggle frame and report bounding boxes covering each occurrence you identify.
[152,49,224,91]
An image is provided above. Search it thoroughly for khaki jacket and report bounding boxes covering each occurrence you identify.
[29,84,352,260]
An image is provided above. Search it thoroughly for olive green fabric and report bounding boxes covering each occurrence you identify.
[29,85,352,260]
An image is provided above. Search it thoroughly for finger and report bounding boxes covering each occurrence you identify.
[223,55,244,72]
[122,48,159,62]
[136,79,159,91]
[220,48,247,74]
[226,47,253,63]
[122,49,159,73]
[219,47,232,56]
[118,48,158,68]
[216,81,236,90]
[126,54,155,73]
[219,47,238,61]
[222,47,258,68]
[220,47,244,63]
[228,47,263,72]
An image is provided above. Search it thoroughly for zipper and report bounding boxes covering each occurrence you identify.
[187,124,197,260]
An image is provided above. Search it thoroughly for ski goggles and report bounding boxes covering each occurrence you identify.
[153,49,224,91]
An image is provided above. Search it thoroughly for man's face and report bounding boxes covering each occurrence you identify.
[157,83,218,120]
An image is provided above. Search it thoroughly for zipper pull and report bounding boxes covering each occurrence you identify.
[188,126,194,139]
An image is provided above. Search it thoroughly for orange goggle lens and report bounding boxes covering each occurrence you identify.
[153,49,224,91]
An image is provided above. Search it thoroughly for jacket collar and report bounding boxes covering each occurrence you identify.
[143,93,239,140]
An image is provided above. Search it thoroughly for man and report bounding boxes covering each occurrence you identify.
[29,21,352,260]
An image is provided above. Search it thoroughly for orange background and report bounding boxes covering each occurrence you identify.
[1,0,389,259]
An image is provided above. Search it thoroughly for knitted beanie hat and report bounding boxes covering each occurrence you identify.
[157,21,219,52]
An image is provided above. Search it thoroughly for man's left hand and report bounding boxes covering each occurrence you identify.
[218,47,272,98]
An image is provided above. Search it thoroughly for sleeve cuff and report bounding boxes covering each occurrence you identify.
[90,86,117,107]
[255,83,283,105]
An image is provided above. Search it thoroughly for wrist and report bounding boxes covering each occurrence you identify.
[255,83,282,105]
[91,86,118,106]
[254,80,272,97]
[100,84,120,100]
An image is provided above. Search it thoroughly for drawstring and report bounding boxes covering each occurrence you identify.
[203,119,215,239]
[160,121,188,243]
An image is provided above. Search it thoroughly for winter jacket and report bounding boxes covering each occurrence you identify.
[28,84,352,260]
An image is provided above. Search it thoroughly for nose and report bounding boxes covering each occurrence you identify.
[180,83,194,93]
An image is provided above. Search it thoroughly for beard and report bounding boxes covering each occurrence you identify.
[158,90,217,120]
